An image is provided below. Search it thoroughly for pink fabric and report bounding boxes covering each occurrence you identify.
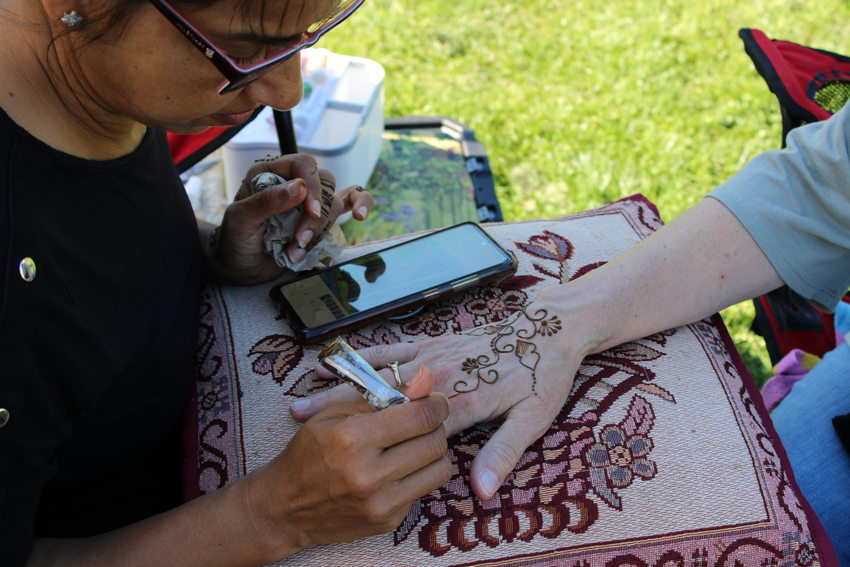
[184,195,837,566]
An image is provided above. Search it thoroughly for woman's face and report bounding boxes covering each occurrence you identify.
[76,0,343,133]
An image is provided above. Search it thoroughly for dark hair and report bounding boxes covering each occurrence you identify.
[72,1,231,45]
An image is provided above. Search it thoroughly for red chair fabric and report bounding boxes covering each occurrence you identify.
[740,28,850,140]
[738,28,850,365]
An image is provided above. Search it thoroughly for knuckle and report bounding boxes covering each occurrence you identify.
[317,168,336,188]
[293,152,317,166]
[486,439,523,470]
[413,400,444,433]
[437,455,454,483]
[344,467,374,496]
[424,429,449,461]
[326,418,361,452]
[360,498,392,525]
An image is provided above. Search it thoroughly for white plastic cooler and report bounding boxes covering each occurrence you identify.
[222,49,385,200]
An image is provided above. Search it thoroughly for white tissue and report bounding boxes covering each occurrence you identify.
[250,172,345,272]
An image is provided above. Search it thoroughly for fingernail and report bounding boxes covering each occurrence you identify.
[289,247,305,261]
[291,399,310,412]
[479,469,500,498]
[297,229,314,248]
[310,199,322,217]
[356,206,368,219]
[286,179,305,196]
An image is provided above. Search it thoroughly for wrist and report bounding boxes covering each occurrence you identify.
[534,278,619,357]
[240,464,305,563]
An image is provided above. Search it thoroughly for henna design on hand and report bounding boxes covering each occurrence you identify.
[451,308,562,398]
[252,154,283,163]
[319,187,334,219]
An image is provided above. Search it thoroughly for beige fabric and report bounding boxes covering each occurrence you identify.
[186,196,835,566]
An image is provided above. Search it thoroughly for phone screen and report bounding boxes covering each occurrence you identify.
[277,223,512,330]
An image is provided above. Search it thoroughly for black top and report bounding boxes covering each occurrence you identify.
[0,108,201,566]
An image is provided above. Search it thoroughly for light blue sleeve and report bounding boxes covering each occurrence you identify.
[708,103,850,312]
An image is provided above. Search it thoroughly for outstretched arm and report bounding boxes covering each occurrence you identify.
[564,196,782,354]
[293,196,784,499]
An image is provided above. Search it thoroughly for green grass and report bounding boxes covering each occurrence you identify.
[320,0,850,385]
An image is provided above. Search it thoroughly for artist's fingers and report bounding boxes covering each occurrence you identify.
[287,170,338,262]
[291,348,429,421]
[225,179,308,231]
[237,153,324,218]
[289,384,361,420]
[338,185,375,221]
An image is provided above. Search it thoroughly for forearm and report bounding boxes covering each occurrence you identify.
[197,219,234,284]
[26,475,293,567]
[536,197,783,356]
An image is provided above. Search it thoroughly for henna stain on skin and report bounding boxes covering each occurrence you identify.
[452,308,562,398]
[252,154,283,164]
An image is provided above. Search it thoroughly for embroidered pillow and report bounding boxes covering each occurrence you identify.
[185,195,837,566]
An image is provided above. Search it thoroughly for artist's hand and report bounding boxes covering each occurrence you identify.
[290,296,586,501]
[248,366,452,557]
[206,153,374,284]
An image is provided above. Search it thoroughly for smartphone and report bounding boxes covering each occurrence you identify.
[270,222,517,343]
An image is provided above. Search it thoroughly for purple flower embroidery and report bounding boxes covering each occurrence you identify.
[583,422,657,508]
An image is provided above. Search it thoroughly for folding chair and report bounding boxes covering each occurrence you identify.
[738,28,850,365]
[167,107,297,174]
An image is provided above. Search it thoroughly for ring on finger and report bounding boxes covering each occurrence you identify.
[387,361,402,388]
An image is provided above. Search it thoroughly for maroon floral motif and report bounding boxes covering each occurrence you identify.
[198,419,229,492]
[346,326,403,349]
[400,304,463,336]
[398,283,530,337]
[582,397,657,509]
[285,369,339,398]
[516,231,573,261]
[195,300,222,383]
[464,286,528,323]
[499,274,544,291]
[249,334,303,386]
[516,231,574,282]
[792,541,818,567]
[401,340,672,557]
[567,262,607,282]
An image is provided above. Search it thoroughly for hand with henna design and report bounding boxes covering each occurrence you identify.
[290,289,587,501]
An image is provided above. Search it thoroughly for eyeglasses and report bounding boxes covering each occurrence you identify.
[147,0,365,94]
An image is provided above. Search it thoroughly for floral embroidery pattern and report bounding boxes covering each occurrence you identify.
[400,340,673,557]
[399,276,535,337]
[190,199,830,565]
[583,399,657,509]
[248,335,303,386]
[516,230,573,282]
